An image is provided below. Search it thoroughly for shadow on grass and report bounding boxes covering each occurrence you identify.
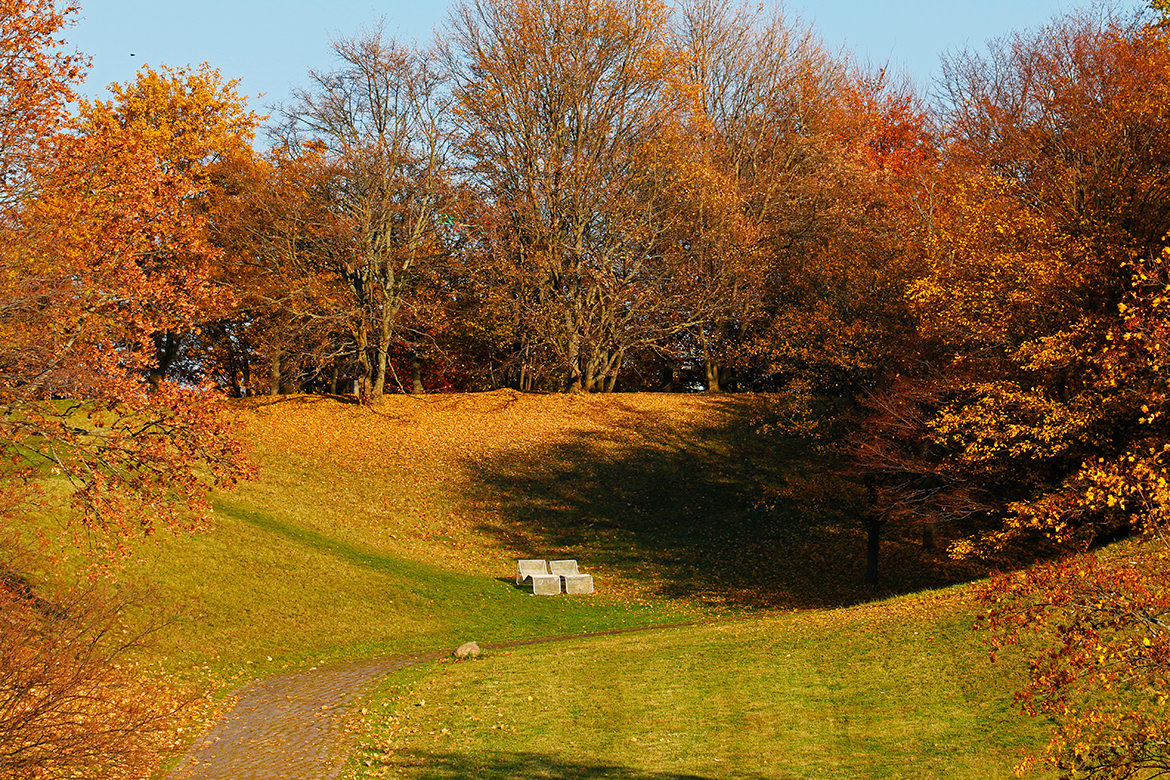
[368,750,777,780]
[463,396,989,610]
[209,498,700,644]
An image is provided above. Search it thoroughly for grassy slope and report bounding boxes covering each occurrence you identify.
[41,390,1044,777]
[114,391,990,675]
[344,589,1048,780]
[124,393,737,675]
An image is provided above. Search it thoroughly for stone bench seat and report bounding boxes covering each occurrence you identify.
[549,559,594,595]
[515,559,561,595]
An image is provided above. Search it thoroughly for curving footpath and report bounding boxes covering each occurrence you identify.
[167,623,703,780]
[168,651,444,780]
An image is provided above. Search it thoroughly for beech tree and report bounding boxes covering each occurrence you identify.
[980,243,1170,778]
[77,64,262,386]
[0,3,249,777]
[1,103,247,551]
[907,9,1170,557]
[846,9,1170,775]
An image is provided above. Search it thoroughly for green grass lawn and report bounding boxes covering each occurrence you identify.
[17,392,1050,776]
[124,494,701,677]
[102,392,992,676]
[343,589,1049,780]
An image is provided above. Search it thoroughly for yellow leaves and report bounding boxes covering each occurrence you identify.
[928,381,1082,468]
[0,0,86,208]
[78,63,261,186]
[913,169,1089,351]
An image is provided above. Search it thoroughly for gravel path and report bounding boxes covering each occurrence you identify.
[167,651,444,780]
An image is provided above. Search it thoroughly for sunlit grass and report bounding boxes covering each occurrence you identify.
[14,391,1048,777]
[16,392,998,678]
[344,588,1051,780]
[121,494,701,680]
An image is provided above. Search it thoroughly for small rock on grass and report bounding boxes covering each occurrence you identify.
[454,641,481,659]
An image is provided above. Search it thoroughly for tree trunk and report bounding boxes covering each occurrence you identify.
[661,366,675,392]
[410,352,424,394]
[719,364,736,392]
[705,358,723,393]
[148,331,182,389]
[373,352,387,397]
[921,520,936,550]
[225,349,242,398]
[355,322,372,403]
[865,517,885,587]
[583,355,602,393]
[373,321,389,398]
[565,331,585,393]
[268,349,282,396]
[239,352,250,397]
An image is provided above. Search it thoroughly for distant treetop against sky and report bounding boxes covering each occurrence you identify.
[67,0,1140,114]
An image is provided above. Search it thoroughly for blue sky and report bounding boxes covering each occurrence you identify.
[66,0,1141,116]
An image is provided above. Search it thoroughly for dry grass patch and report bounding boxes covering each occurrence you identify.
[239,391,769,600]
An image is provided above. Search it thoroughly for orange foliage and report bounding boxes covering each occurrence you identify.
[908,14,1170,778]
[0,12,249,775]
[79,63,260,183]
[0,571,188,780]
[0,11,251,552]
[982,547,1170,778]
[0,113,248,553]
[0,0,85,212]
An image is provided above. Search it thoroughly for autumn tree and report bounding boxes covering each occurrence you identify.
[669,0,834,392]
[0,5,249,774]
[1,104,247,552]
[668,0,930,398]
[843,6,1170,574]
[444,0,693,393]
[0,0,85,213]
[0,567,187,780]
[979,242,1170,779]
[837,7,1170,775]
[77,64,262,386]
[277,27,452,400]
[894,9,1170,558]
[1,11,248,546]
[203,142,356,396]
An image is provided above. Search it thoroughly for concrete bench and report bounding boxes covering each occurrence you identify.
[515,559,561,595]
[549,559,594,595]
